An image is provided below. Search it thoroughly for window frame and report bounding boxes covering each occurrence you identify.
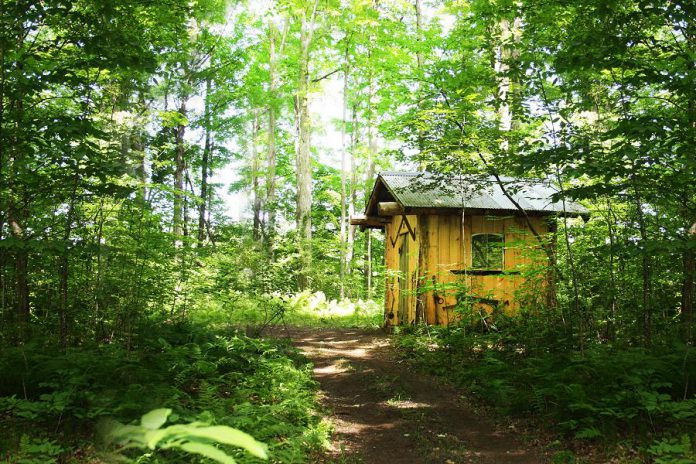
[470,233,505,271]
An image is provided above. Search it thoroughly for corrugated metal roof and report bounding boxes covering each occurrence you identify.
[373,171,588,216]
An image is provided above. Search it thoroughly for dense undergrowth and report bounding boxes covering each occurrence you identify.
[0,291,380,463]
[394,318,696,463]
[0,310,332,463]
[198,291,383,331]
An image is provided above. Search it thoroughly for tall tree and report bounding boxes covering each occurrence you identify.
[198,77,213,245]
[294,0,319,289]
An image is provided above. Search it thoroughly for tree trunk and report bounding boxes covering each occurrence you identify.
[59,176,78,348]
[604,198,619,341]
[555,167,583,348]
[683,221,696,344]
[182,173,189,238]
[413,0,426,168]
[251,111,263,241]
[93,199,105,342]
[264,17,288,246]
[0,34,5,318]
[347,103,358,274]
[365,230,372,298]
[14,243,29,319]
[339,46,350,299]
[9,207,29,320]
[295,0,319,290]
[198,78,212,245]
[265,22,279,242]
[134,93,148,204]
[8,73,29,322]
[364,67,376,297]
[173,101,187,241]
[133,130,147,205]
[414,0,423,71]
[684,30,695,343]
[206,164,213,241]
[632,179,652,346]
[544,217,560,313]
[0,215,5,316]
[496,16,522,151]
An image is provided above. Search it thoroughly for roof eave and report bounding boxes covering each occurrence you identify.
[365,172,591,220]
[364,173,406,216]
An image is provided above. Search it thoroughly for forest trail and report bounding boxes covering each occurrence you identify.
[285,327,547,464]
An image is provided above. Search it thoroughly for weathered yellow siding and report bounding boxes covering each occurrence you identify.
[384,215,419,325]
[458,214,549,318]
[383,212,551,326]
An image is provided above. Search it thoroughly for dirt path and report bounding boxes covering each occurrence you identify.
[285,327,547,464]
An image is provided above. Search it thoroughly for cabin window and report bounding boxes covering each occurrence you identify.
[471,233,504,270]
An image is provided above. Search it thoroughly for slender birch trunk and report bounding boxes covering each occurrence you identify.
[496,16,522,151]
[414,0,426,168]
[364,70,376,297]
[346,103,358,279]
[295,0,319,289]
[266,24,278,241]
[339,46,350,298]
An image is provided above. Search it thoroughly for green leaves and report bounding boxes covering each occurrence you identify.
[159,110,190,128]
[177,426,269,459]
[179,442,238,464]
[649,435,696,464]
[140,408,172,430]
[400,326,696,458]
[103,408,269,463]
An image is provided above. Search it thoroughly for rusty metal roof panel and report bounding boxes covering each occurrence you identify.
[377,172,588,216]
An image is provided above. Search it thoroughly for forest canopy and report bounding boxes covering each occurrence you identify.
[0,0,694,462]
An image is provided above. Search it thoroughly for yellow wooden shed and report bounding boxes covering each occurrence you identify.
[352,172,588,327]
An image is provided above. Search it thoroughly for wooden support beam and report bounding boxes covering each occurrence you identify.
[378,202,404,216]
[350,215,389,228]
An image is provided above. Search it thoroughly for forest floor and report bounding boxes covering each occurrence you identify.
[280,327,548,464]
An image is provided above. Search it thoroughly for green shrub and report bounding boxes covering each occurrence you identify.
[395,326,696,461]
[100,408,268,463]
[0,316,328,463]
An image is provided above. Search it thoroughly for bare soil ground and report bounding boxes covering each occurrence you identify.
[282,327,548,464]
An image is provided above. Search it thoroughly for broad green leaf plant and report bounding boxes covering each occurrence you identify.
[101,408,268,463]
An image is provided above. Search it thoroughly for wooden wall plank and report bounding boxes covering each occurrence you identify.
[426,215,439,324]
[416,215,430,324]
[438,215,450,266]
[462,214,472,267]
[459,213,473,319]
[434,216,449,324]
[387,210,555,327]
[407,215,419,324]
[437,216,449,324]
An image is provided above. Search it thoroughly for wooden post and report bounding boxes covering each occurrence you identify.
[378,202,404,216]
[350,215,389,228]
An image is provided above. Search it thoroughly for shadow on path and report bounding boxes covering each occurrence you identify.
[284,327,547,464]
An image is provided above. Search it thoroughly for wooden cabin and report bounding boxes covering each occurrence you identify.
[351,172,588,327]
